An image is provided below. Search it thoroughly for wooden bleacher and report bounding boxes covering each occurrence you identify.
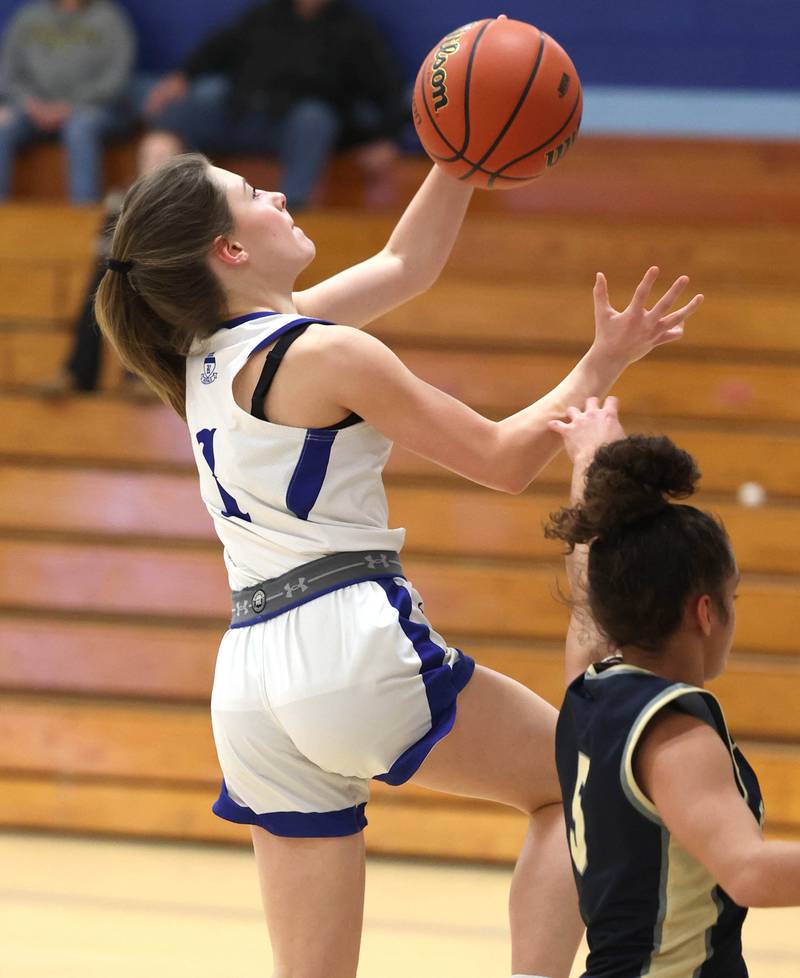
[2,136,800,860]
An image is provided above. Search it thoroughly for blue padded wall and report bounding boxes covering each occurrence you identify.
[0,0,798,89]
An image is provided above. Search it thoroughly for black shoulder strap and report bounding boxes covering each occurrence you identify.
[250,323,362,429]
[250,324,309,421]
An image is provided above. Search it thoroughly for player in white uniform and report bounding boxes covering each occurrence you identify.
[95,152,703,978]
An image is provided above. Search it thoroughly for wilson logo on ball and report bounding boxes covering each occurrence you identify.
[429,26,469,111]
[545,129,579,168]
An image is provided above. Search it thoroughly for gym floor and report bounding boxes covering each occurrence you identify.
[2,831,798,977]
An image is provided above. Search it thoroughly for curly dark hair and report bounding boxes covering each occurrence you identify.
[546,435,736,651]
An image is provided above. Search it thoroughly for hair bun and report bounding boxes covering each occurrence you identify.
[586,434,700,537]
[545,435,701,549]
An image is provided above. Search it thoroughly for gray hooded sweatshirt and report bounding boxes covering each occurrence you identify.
[1,0,135,106]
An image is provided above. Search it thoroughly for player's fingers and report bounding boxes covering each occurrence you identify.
[629,266,660,311]
[602,395,620,415]
[658,293,704,328]
[653,325,685,348]
[593,272,610,309]
[585,396,600,411]
[650,275,689,318]
[548,419,570,433]
[566,405,582,420]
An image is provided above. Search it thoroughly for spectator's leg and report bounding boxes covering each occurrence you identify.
[139,76,232,176]
[277,98,341,210]
[352,139,400,207]
[62,105,120,203]
[0,105,38,200]
[342,99,402,207]
[66,260,107,390]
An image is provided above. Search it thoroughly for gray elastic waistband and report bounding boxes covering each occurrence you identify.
[231,550,404,627]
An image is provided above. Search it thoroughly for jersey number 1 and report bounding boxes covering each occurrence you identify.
[195,428,252,522]
[569,751,590,876]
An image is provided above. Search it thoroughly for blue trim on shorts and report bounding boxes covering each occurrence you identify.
[213,780,368,837]
[373,578,476,786]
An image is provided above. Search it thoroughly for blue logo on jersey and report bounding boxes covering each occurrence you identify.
[201,355,218,385]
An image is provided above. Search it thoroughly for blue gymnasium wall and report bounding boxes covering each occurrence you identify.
[0,0,798,90]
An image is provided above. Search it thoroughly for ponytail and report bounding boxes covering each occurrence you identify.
[94,154,234,419]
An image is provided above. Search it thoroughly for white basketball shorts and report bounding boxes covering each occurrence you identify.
[210,575,475,837]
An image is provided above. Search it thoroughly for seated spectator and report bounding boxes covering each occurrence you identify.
[0,0,135,204]
[140,0,407,210]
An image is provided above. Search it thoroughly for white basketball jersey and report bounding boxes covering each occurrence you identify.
[185,312,406,589]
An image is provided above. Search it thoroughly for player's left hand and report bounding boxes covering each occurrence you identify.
[548,395,626,465]
[592,267,703,367]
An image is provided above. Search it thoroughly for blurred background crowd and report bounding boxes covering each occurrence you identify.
[0,0,408,208]
[0,0,411,393]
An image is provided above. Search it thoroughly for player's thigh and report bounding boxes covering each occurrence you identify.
[411,664,560,813]
[251,827,365,978]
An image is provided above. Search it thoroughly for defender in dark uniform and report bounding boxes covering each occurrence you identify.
[545,396,799,978]
[557,661,762,977]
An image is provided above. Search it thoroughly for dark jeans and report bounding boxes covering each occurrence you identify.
[0,102,132,203]
[153,77,341,209]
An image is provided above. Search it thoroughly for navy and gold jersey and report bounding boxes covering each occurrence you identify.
[556,659,764,978]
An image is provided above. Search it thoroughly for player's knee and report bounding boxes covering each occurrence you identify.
[511,765,563,816]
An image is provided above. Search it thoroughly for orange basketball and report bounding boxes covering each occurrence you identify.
[412,15,583,189]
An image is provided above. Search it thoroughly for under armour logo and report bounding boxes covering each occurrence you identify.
[365,554,389,569]
[284,578,309,598]
[251,590,266,614]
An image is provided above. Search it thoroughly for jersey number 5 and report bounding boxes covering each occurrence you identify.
[569,751,590,876]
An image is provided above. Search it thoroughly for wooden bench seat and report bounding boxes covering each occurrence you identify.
[1,537,797,654]
[0,464,798,575]
[1,615,797,740]
[4,395,800,496]
[5,272,800,361]
[299,212,800,291]
[6,327,800,425]
[374,281,800,358]
[11,136,800,225]
[2,205,800,324]
[395,347,800,425]
[0,695,797,853]
[0,771,526,857]
[5,769,798,857]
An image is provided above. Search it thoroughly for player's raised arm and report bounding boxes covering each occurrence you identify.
[299,267,701,493]
[546,397,625,683]
[293,166,473,328]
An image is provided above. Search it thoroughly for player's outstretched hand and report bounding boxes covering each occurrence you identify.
[548,396,626,465]
[592,267,703,367]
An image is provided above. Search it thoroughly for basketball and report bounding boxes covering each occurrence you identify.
[412,15,583,189]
